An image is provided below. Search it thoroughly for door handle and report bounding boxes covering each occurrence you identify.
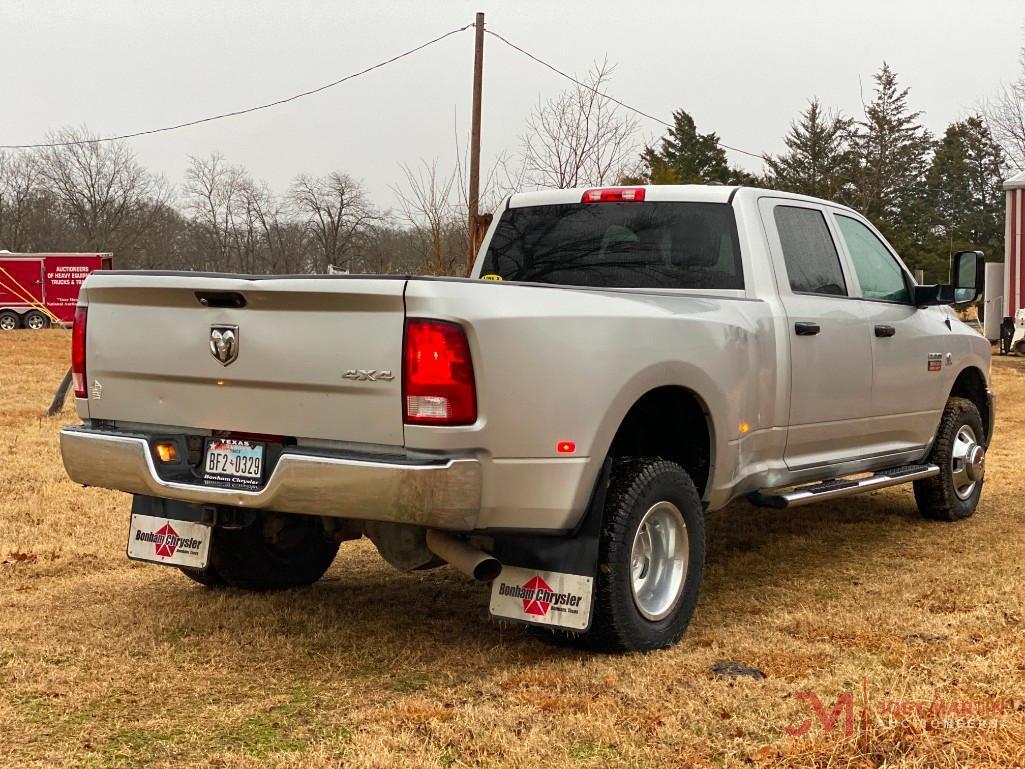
[875,324,896,338]
[794,321,820,336]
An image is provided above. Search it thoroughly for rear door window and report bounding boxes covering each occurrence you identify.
[773,206,847,296]
[479,201,743,289]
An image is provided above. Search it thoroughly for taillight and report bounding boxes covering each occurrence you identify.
[581,187,646,203]
[71,307,88,398]
[403,319,476,425]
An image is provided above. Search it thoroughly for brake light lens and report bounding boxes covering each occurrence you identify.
[71,307,87,398]
[581,187,646,203]
[403,319,476,425]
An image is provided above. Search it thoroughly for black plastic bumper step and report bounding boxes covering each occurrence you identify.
[749,463,939,509]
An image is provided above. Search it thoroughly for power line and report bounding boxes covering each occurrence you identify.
[0,23,474,150]
[484,28,765,161]
[0,18,1002,204]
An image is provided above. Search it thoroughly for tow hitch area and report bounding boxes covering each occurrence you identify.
[489,566,593,631]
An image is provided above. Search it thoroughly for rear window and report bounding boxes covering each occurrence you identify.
[479,201,743,289]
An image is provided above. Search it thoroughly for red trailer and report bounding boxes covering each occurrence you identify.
[0,252,113,330]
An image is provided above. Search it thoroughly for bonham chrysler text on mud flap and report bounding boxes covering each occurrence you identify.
[60,184,993,652]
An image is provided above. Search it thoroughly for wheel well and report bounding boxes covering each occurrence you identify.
[950,367,990,443]
[608,386,711,497]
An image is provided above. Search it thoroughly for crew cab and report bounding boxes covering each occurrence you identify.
[60,185,993,652]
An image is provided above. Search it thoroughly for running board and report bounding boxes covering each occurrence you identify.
[749,464,940,509]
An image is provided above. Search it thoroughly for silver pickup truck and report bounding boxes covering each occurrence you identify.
[60,185,993,652]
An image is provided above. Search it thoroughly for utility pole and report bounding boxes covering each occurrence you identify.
[467,11,484,275]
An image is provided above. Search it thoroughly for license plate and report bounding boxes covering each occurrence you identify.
[127,513,211,569]
[203,439,265,488]
[489,565,593,631]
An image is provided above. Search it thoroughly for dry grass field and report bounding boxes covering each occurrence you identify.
[1,331,1024,768]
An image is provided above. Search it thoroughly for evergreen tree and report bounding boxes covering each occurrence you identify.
[850,63,934,263]
[764,98,854,201]
[923,115,1005,277]
[631,110,757,185]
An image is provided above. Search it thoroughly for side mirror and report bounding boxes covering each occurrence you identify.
[911,250,985,307]
[951,250,984,306]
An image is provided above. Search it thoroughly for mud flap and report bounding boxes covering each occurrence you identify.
[487,460,610,633]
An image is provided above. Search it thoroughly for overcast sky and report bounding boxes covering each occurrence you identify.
[3,1,1023,211]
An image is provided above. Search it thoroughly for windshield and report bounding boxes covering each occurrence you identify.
[479,201,743,290]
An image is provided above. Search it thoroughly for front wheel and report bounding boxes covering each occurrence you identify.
[914,397,986,521]
[576,458,705,653]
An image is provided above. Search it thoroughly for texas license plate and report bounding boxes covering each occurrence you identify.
[203,439,265,488]
[127,513,211,569]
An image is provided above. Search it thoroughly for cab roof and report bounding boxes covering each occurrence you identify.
[508,185,736,208]
[506,185,860,216]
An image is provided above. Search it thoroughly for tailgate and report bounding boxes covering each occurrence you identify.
[81,274,407,446]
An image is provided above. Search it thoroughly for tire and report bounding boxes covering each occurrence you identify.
[0,311,20,331]
[202,512,340,591]
[23,310,49,330]
[179,564,224,586]
[571,458,705,653]
[914,397,986,522]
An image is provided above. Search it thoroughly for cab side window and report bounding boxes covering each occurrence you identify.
[773,206,847,296]
[835,215,910,303]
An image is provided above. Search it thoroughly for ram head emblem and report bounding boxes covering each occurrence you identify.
[209,325,239,366]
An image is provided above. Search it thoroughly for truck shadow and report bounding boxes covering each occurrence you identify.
[107,488,928,674]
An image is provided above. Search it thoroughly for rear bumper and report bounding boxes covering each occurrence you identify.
[59,426,482,531]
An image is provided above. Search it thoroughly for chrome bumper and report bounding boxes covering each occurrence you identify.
[59,426,482,531]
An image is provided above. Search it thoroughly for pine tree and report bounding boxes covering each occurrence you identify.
[764,98,854,201]
[923,115,1005,275]
[850,63,934,259]
[631,110,756,185]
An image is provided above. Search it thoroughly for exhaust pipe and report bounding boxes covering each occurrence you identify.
[426,530,502,582]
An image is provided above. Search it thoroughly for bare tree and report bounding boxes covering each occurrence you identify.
[0,151,48,251]
[451,118,521,265]
[391,160,464,275]
[230,178,269,274]
[183,153,248,271]
[252,194,307,274]
[35,126,166,253]
[984,50,1025,172]
[520,58,640,189]
[290,173,379,273]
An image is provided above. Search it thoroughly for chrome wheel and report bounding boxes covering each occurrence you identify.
[630,501,689,621]
[951,424,984,500]
[24,313,46,330]
[0,314,17,331]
